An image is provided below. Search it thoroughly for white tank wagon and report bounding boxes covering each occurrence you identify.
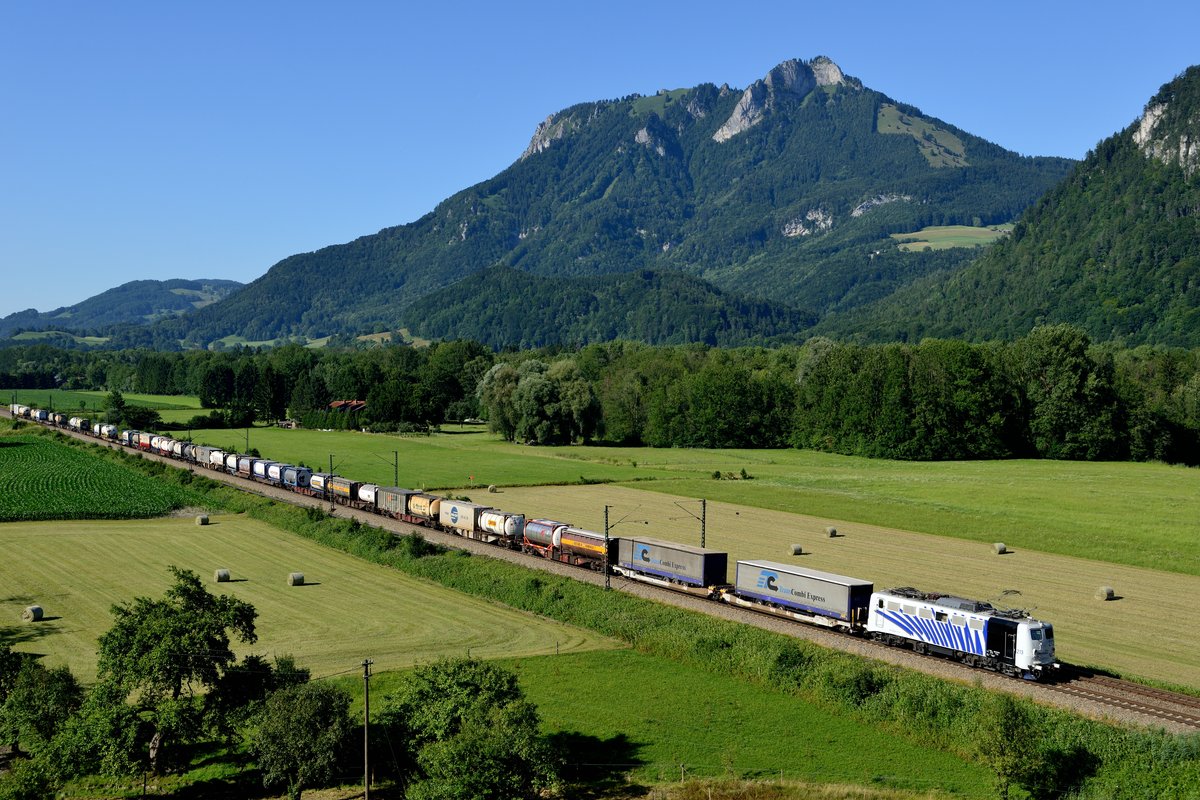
[477,509,525,544]
[252,460,277,480]
[868,587,1058,680]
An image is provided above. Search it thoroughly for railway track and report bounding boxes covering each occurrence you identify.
[8,412,1200,733]
[1042,669,1200,730]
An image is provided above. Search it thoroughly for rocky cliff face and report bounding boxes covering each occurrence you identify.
[521,111,584,160]
[1131,65,1200,177]
[1134,99,1199,177]
[712,56,851,143]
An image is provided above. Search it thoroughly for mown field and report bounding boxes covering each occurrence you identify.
[0,434,196,520]
[0,514,616,683]
[187,424,666,488]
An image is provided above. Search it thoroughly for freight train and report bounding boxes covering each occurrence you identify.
[9,404,1060,680]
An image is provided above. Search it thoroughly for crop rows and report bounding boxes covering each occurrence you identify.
[0,435,191,521]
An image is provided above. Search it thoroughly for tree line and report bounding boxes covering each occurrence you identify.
[4,325,1200,463]
[0,568,555,800]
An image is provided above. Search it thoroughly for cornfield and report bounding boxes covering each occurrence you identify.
[0,435,191,521]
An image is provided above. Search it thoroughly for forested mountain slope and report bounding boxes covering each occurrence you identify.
[0,279,243,339]
[153,56,1072,348]
[819,65,1200,346]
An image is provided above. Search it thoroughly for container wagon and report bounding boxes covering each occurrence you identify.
[721,560,873,631]
[614,537,728,596]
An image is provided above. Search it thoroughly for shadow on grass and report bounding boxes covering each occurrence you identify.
[547,731,646,798]
[0,621,63,647]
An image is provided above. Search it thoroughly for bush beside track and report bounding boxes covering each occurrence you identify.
[7,422,1200,798]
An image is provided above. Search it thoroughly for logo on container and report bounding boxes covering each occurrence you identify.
[756,570,779,591]
[638,547,651,562]
[450,506,459,524]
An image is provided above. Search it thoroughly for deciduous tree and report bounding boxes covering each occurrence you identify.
[252,682,353,800]
[96,566,257,773]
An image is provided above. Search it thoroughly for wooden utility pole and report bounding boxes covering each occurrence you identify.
[362,658,373,799]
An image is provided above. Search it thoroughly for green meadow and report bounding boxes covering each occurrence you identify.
[7,388,202,413]
[340,650,991,797]
[890,224,1012,251]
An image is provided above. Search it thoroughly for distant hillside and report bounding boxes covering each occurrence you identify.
[0,279,243,339]
[406,268,813,348]
[819,65,1200,346]
[151,56,1072,348]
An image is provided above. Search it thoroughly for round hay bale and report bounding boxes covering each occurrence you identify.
[826,526,837,538]
[287,572,305,587]
[790,544,804,556]
[214,569,231,583]
[22,605,43,622]
[488,484,498,493]
[196,514,209,526]
[1095,586,1114,601]
[993,542,1007,555]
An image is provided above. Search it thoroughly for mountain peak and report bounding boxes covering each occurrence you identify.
[713,55,853,143]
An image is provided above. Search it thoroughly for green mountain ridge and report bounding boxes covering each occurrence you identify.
[125,56,1073,349]
[0,279,244,340]
[819,65,1200,347]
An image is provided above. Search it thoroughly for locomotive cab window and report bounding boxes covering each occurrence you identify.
[1030,629,1042,640]
[1044,625,1054,639]
[935,611,948,622]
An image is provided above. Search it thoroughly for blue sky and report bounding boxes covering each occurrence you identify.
[2,1,1197,317]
